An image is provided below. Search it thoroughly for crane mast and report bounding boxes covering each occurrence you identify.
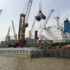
[18,0,33,47]
[18,14,26,47]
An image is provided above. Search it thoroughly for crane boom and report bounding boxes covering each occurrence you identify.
[39,9,54,40]
[44,9,54,29]
[29,19,36,38]
[11,20,17,41]
[25,0,33,23]
[5,26,10,47]
[7,26,10,36]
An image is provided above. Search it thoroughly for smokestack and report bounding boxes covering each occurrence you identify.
[34,31,39,40]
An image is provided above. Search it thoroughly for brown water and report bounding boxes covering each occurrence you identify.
[0,56,70,70]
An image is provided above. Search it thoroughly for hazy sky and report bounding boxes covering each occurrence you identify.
[0,0,70,41]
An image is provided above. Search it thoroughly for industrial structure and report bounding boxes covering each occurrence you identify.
[3,0,70,48]
[0,0,70,58]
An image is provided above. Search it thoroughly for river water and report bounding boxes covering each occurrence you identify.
[0,56,70,70]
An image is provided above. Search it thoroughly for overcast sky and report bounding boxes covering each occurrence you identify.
[0,0,70,41]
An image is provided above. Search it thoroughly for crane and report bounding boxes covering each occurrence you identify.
[29,19,36,38]
[5,26,10,47]
[11,20,17,42]
[29,1,46,38]
[39,26,56,40]
[43,9,54,29]
[18,0,33,47]
[5,21,17,47]
[25,0,33,23]
[39,9,54,40]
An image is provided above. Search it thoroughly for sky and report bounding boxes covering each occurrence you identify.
[0,0,70,41]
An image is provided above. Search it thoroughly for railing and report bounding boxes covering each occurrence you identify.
[0,48,31,57]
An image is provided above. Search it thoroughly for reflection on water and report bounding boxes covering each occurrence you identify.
[0,56,70,70]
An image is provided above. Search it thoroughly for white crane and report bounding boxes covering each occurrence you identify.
[11,20,17,41]
[29,1,46,38]
[39,9,54,40]
[25,0,33,23]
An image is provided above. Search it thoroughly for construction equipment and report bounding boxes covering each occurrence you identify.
[12,20,17,41]
[5,21,18,47]
[43,9,54,29]
[35,10,46,21]
[25,0,33,23]
[29,1,46,38]
[18,0,33,47]
[5,26,10,47]
[34,30,39,40]
[39,26,56,40]
[29,19,36,38]
[18,14,26,47]
[35,1,46,21]
[39,9,54,40]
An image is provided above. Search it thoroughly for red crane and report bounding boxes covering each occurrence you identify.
[5,26,10,47]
